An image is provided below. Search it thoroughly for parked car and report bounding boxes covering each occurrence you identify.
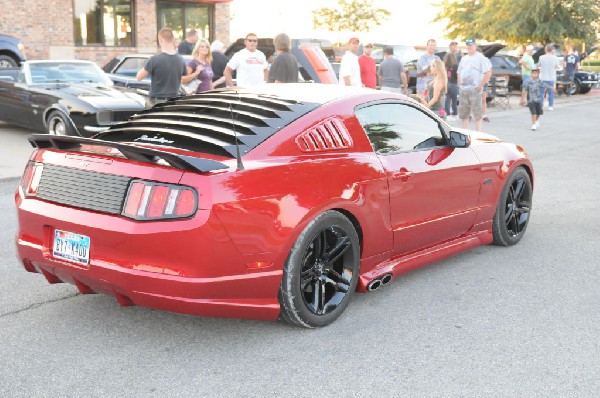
[102,53,192,93]
[532,45,598,94]
[16,83,533,328]
[0,33,26,68]
[490,54,522,90]
[0,60,145,136]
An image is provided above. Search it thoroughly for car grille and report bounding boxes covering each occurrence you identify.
[37,164,131,215]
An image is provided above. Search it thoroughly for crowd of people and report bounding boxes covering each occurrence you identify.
[137,28,582,131]
[136,28,299,108]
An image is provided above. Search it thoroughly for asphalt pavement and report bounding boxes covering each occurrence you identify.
[1,88,599,397]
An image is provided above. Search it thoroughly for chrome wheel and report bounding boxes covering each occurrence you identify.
[46,111,73,136]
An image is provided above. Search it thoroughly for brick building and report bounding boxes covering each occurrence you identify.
[0,0,231,65]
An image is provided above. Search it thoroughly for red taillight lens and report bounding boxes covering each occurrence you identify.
[20,162,44,196]
[123,180,197,220]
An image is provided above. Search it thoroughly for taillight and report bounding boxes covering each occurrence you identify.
[122,180,198,220]
[20,162,44,196]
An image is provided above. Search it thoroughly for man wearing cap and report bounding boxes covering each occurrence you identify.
[519,45,535,105]
[457,38,492,131]
[359,42,377,89]
[339,37,362,87]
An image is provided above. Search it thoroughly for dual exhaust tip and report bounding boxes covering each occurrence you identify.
[366,273,393,292]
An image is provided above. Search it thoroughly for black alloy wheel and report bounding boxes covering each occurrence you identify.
[279,211,360,328]
[492,167,533,246]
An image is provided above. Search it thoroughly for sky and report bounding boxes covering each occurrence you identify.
[229,0,451,46]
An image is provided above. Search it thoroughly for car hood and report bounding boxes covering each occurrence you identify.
[42,83,145,108]
[478,43,506,58]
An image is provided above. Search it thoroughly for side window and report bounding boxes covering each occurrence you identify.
[115,58,148,78]
[491,57,505,68]
[356,103,445,154]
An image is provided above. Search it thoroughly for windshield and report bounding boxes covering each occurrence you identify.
[28,62,113,85]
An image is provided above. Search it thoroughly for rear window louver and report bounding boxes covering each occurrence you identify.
[95,92,319,158]
[295,117,353,152]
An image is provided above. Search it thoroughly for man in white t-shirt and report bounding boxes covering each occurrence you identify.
[339,37,362,87]
[225,33,268,87]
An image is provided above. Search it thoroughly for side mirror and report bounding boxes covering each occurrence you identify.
[450,131,471,148]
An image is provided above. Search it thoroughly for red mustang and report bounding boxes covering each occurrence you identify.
[15,84,533,328]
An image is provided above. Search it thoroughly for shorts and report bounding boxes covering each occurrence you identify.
[528,101,543,116]
[458,88,483,120]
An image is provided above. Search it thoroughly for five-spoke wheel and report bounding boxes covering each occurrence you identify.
[492,167,533,246]
[279,211,359,328]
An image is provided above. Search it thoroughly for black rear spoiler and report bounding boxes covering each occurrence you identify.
[28,134,230,173]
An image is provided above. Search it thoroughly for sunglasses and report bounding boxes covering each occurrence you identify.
[247,39,258,43]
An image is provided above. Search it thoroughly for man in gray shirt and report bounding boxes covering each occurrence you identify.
[378,46,407,94]
[538,44,559,110]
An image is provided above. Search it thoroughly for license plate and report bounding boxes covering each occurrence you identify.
[53,229,90,266]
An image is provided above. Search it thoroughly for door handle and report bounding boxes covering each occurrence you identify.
[390,168,413,182]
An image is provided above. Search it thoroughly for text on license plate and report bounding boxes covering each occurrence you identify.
[53,229,90,265]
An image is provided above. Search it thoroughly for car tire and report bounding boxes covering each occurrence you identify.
[279,210,360,328]
[46,111,75,136]
[0,55,18,68]
[492,167,533,246]
[574,80,582,94]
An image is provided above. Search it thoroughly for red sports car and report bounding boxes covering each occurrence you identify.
[15,84,533,328]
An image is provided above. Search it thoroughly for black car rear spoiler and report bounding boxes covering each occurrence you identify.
[28,134,230,173]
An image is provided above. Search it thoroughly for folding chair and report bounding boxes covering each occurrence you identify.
[490,75,512,109]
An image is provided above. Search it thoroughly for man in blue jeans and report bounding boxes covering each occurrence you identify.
[538,44,559,110]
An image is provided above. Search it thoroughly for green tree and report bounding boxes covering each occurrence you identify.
[434,0,600,48]
[312,0,391,34]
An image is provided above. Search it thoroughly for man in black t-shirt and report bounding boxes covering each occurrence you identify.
[268,33,298,83]
[178,29,198,55]
[137,28,187,107]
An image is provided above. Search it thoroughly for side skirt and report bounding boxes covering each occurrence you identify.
[357,230,493,292]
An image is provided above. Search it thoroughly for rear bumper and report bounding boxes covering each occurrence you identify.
[16,194,283,321]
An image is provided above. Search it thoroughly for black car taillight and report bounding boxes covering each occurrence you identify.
[122,180,198,220]
[20,161,44,196]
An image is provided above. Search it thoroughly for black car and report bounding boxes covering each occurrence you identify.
[490,54,522,90]
[0,60,145,136]
[532,45,599,94]
[0,33,27,68]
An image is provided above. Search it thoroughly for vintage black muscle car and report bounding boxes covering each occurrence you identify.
[0,60,145,136]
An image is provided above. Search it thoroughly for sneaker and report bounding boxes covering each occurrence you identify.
[548,106,554,111]
[535,120,540,128]
[482,115,490,122]
[531,124,537,130]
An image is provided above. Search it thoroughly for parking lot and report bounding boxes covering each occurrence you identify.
[1,88,600,397]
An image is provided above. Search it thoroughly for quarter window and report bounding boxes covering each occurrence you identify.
[73,0,135,47]
[356,103,445,154]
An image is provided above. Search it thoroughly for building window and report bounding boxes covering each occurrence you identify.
[157,1,212,42]
[73,0,135,47]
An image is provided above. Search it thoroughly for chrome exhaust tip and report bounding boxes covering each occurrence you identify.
[367,279,382,292]
[381,274,392,285]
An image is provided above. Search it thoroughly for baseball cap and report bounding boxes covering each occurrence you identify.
[526,45,534,51]
[364,42,373,48]
[465,38,476,45]
[348,37,359,45]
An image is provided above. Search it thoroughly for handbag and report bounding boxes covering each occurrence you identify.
[182,78,200,95]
